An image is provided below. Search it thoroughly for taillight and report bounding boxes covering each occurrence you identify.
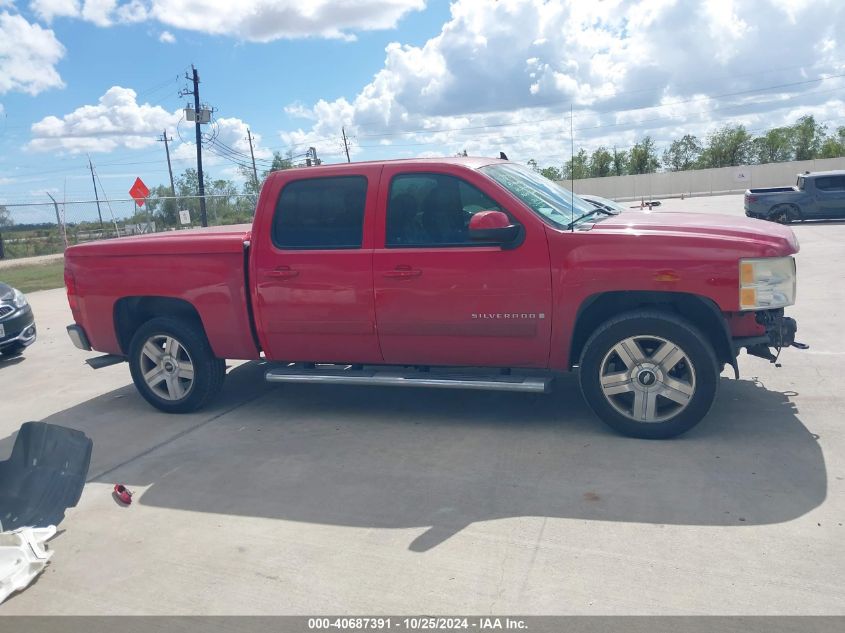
[746,195,758,203]
[64,267,79,314]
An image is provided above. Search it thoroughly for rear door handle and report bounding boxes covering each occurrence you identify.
[383,265,422,279]
[266,266,299,279]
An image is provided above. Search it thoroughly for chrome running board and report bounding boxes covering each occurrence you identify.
[265,365,552,393]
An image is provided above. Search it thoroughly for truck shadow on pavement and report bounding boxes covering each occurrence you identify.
[4,360,826,552]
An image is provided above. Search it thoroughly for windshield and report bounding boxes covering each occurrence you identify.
[480,163,596,229]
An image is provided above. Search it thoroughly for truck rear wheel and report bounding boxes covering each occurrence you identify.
[769,204,797,224]
[128,316,226,413]
[578,310,719,439]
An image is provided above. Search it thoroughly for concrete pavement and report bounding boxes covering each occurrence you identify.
[0,194,843,614]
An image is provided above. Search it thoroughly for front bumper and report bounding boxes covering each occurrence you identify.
[733,309,804,362]
[0,304,37,351]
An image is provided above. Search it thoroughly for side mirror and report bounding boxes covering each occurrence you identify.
[469,211,521,246]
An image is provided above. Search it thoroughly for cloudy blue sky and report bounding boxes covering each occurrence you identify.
[2,0,845,222]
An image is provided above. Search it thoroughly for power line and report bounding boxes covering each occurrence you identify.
[208,138,275,165]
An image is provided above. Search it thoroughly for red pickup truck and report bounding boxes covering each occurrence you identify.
[64,157,802,438]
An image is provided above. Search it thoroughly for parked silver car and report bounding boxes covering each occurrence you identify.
[0,283,37,358]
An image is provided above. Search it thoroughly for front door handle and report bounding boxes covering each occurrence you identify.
[266,266,299,279]
[383,265,422,279]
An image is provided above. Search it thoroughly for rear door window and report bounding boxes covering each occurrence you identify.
[814,176,842,191]
[272,176,367,249]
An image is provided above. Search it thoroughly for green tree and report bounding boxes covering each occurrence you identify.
[611,147,628,176]
[698,125,753,168]
[628,136,660,174]
[662,134,702,171]
[0,204,12,228]
[562,149,589,180]
[540,166,563,181]
[752,127,794,164]
[589,147,613,177]
[205,178,240,224]
[239,165,261,197]
[174,167,207,221]
[791,115,826,161]
[264,150,294,176]
[819,126,845,159]
[145,184,179,227]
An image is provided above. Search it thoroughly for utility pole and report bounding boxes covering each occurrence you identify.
[87,155,104,228]
[341,126,351,163]
[181,65,208,226]
[246,128,259,189]
[158,130,176,196]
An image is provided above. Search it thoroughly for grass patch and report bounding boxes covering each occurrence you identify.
[0,261,65,293]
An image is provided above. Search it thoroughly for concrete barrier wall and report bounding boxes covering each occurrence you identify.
[564,157,845,201]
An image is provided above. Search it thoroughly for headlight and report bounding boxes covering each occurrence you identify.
[11,288,28,309]
[739,257,796,310]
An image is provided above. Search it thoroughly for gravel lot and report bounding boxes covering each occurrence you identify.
[1,194,843,615]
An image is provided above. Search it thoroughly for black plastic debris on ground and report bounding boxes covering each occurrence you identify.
[0,422,92,531]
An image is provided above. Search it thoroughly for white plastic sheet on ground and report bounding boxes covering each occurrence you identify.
[0,525,56,604]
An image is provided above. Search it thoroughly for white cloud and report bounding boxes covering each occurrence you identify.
[279,0,845,165]
[29,0,80,22]
[0,11,65,95]
[28,85,181,153]
[158,29,174,43]
[28,0,424,41]
[81,0,117,26]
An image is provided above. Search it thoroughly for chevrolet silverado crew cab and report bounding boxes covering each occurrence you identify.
[64,157,803,439]
[745,170,845,223]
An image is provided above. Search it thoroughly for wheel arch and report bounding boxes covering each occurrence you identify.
[569,290,735,374]
[114,296,205,355]
[768,202,803,221]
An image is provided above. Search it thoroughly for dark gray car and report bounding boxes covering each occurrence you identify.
[0,282,37,357]
[744,170,845,223]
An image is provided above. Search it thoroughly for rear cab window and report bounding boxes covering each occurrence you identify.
[272,176,368,249]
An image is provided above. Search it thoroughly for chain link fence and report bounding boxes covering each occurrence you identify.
[0,193,258,260]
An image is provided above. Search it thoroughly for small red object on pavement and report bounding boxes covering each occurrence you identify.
[113,483,133,505]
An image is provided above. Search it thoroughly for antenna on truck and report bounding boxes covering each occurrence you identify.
[570,104,575,233]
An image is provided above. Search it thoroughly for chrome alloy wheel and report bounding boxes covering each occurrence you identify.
[598,335,696,423]
[139,335,195,401]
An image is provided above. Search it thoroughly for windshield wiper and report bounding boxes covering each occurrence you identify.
[566,207,615,229]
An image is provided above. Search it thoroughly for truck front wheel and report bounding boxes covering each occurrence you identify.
[128,316,226,413]
[578,310,719,439]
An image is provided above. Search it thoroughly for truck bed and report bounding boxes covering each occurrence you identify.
[747,186,798,194]
[64,224,260,360]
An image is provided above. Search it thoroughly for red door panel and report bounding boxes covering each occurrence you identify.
[250,165,384,363]
[372,165,553,368]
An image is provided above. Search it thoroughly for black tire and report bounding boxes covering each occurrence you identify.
[578,310,719,439]
[769,204,798,224]
[0,343,26,358]
[128,316,226,413]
